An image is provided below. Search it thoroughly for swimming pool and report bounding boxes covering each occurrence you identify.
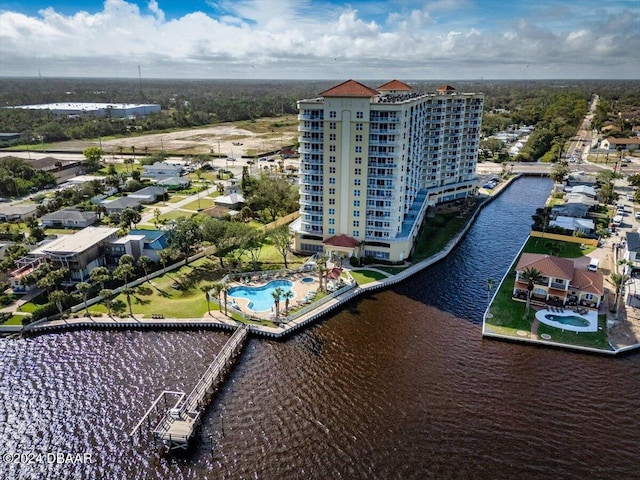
[228,280,294,312]
[535,309,598,333]
[301,277,315,283]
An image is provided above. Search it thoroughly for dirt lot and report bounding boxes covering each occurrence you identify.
[54,115,299,159]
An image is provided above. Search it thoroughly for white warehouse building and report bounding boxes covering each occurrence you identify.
[8,102,161,118]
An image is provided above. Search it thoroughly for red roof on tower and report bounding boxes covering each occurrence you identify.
[320,80,379,98]
[377,80,413,91]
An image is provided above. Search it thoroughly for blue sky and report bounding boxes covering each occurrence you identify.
[0,0,638,79]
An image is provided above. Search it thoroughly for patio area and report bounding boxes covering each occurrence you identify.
[224,271,321,319]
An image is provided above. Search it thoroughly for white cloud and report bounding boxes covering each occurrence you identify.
[0,0,638,79]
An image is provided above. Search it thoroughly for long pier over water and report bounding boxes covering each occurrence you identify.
[130,324,249,452]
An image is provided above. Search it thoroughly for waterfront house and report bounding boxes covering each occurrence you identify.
[513,253,603,308]
[548,216,595,236]
[41,208,98,228]
[11,227,119,288]
[106,228,170,263]
[565,172,598,188]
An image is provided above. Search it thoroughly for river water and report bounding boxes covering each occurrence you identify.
[1,177,639,480]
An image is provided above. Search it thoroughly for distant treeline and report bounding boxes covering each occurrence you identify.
[0,78,638,159]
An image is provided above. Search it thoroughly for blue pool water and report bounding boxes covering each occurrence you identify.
[301,277,315,283]
[228,280,294,312]
[544,314,590,328]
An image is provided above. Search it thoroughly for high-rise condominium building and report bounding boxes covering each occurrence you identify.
[291,79,484,263]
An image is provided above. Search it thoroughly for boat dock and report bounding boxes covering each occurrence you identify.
[130,323,249,452]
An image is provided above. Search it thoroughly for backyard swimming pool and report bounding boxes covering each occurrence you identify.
[535,309,598,333]
[301,277,315,283]
[228,280,294,312]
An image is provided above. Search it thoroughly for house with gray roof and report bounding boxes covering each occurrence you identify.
[41,208,97,228]
[143,162,183,179]
[0,204,37,221]
[128,185,166,204]
[102,196,143,214]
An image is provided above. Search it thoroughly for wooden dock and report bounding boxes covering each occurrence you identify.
[130,324,249,452]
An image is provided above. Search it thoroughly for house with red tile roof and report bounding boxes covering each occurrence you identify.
[513,253,603,308]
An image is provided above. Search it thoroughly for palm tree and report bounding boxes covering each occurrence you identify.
[49,290,67,316]
[486,278,495,305]
[158,248,172,272]
[90,266,111,291]
[221,283,229,316]
[123,287,134,317]
[211,282,223,311]
[610,272,629,313]
[283,290,294,315]
[75,282,91,316]
[100,289,113,317]
[271,289,281,318]
[138,255,152,283]
[520,267,544,318]
[316,262,327,293]
[201,284,213,316]
[114,261,135,289]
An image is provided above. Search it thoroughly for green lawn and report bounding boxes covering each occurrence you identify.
[524,237,596,257]
[536,315,611,350]
[167,196,186,203]
[412,213,471,261]
[181,197,216,211]
[89,258,223,318]
[485,258,612,351]
[350,269,388,285]
[1,314,27,326]
[158,211,193,222]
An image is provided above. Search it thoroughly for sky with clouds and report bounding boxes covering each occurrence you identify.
[0,0,638,80]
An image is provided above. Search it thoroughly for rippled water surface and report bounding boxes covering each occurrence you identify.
[2,177,639,480]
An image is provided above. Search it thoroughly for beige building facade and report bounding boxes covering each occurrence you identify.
[292,80,483,263]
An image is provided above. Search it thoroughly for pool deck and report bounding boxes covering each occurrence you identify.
[226,272,319,318]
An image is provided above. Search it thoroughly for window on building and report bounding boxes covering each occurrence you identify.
[329,167,336,174]
[355,146,362,153]
[328,228,335,235]
[354,179,361,186]
[353,221,360,227]
[354,200,360,207]
[355,134,362,142]
[353,211,360,217]
[329,156,336,163]
[329,133,336,141]
[329,198,335,205]
[329,218,335,225]
[329,122,336,130]
[329,145,336,152]
[329,188,335,194]
[329,177,336,184]
[329,111,336,118]
[355,157,362,164]
[356,123,363,130]
[329,208,335,215]
[354,189,361,196]
[355,168,361,175]
[356,111,363,119]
